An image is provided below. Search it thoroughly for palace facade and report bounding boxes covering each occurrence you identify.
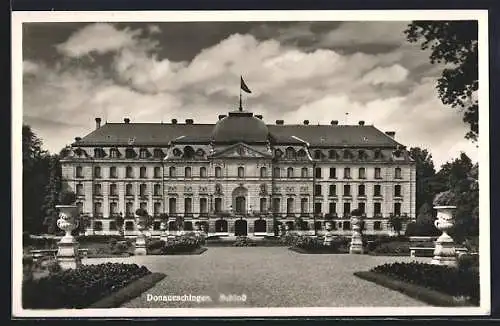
[60,107,416,237]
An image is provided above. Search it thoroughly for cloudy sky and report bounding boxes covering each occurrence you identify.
[22,21,478,168]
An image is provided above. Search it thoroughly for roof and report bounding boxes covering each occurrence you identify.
[212,110,269,144]
[75,122,403,148]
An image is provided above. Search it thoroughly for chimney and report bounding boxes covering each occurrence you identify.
[95,117,101,129]
[303,120,309,125]
[171,119,177,124]
[358,120,365,126]
[331,120,339,125]
[218,114,227,120]
[276,119,284,125]
[74,137,81,142]
[124,118,130,124]
[255,115,263,120]
[385,131,396,139]
[185,119,194,125]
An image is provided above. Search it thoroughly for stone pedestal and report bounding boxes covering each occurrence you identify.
[159,221,169,242]
[55,205,82,269]
[323,221,333,246]
[349,216,364,254]
[431,206,458,267]
[134,232,147,255]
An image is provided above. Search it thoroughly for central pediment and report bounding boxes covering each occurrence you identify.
[210,142,272,159]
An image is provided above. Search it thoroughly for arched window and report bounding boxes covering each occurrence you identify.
[254,219,267,233]
[200,167,207,178]
[287,167,294,178]
[139,148,149,158]
[215,219,228,233]
[343,149,351,159]
[169,166,176,177]
[237,167,245,178]
[328,149,337,159]
[110,148,120,158]
[260,167,267,178]
[285,147,296,159]
[93,166,101,178]
[185,167,192,178]
[140,166,147,178]
[153,148,164,158]
[126,166,133,178]
[314,150,322,159]
[297,149,307,158]
[183,146,195,159]
[215,166,222,178]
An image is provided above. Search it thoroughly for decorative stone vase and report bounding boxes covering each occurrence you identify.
[324,221,334,246]
[278,224,285,237]
[431,205,458,267]
[349,216,364,254]
[284,223,291,235]
[55,205,82,269]
[159,221,168,242]
[134,215,148,255]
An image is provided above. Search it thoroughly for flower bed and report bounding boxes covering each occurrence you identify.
[369,262,479,305]
[22,263,152,309]
[284,234,349,254]
[232,236,257,247]
[147,234,204,255]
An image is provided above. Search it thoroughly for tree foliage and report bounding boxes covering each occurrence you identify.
[405,21,478,141]
[41,155,62,234]
[409,147,436,210]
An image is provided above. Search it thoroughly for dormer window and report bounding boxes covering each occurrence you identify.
[153,148,164,158]
[139,148,150,159]
[285,147,296,159]
[297,149,307,158]
[314,150,322,160]
[343,149,351,160]
[110,148,120,158]
[125,148,136,159]
[374,149,382,160]
[94,148,105,158]
[328,150,338,159]
[358,150,367,160]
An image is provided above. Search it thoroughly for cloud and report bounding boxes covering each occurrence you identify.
[362,64,409,85]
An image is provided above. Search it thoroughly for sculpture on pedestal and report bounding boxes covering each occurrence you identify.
[431,191,458,267]
[56,203,82,269]
[324,220,334,246]
[159,214,169,242]
[349,209,364,254]
[134,208,150,255]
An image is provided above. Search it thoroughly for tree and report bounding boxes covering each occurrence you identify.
[41,155,62,234]
[409,147,437,210]
[115,212,124,237]
[389,215,404,236]
[405,21,478,141]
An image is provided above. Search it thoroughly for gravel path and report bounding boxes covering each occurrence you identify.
[83,247,431,308]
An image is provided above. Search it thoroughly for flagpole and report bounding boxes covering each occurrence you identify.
[239,76,243,111]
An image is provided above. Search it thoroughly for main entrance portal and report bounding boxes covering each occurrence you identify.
[235,219,248,236]
[232,186,248,215]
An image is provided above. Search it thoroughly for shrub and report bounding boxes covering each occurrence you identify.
[232,236,257,247]
[77,235,124,244]
[22,263,151,309]
[147,239,165,252]
[371,241,410,255]
[371,262,479,305]
[405,222,441,237]
[458,254,479,271]
[47,261,62,275]
[148,234,202,255]
[366,235,409,252]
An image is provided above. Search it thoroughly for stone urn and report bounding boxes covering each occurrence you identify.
[159,221,169,242]
[278,224,285,237]
[324,220,334,246]
[55,205,82,269]
[134,215,148,255]
[284,223,291,235]
[349,216,364,254]
[431,206,458,267]
[201,223,208,235]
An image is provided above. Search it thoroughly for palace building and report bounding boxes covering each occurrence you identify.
[60,107,416,237]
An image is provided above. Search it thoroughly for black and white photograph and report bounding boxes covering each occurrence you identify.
[12,10,490,317]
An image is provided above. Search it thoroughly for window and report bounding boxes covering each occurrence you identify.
[314,185,322,196]
[273,167,281,178]
[154,184,161,196]
[140,202,147,211]
[329,184,336,196]
[395,167,402,179]
[126,202,134,217]
[200,167,207,178]
[140,166,147,178]
[343,185,351,196]
[394,203,401,216]
[169,198,177,214]
[125,221,134,230]
[76,184,84,196]
[139,148,149,159]
[358,167,366,179]
[314,202,322,215]
[301,168,308,178]
[109,183,117,196]
[125,148,136,159]
[214,198,222,213]
[185,167,192,178]
[185,198,193,214]
[374,185,382,197]
[109,166,117,178]
[358,184,366,197]
[315,167,322,178]
[126,166,133,178]
[76,166,83,178]
[170,166,176,177]
[358,150,367,160]
[260,167,267,178]
[375,167,382,179]
[215,166,222,178]
[301,198,308,214]
[374,149,382,159]
[328,150,337,159]
[297,149,307,158]
[154,167,161,178]
[285,147,296,159]
[94,221,103,231]
[343,150,351,159]
[314,150,322,159]
[344,167,351,179]
[374,221,382,230]
[374,202,381,216]
[272,198,280,213]
[343,221,351,230]
[93,166,101,178]
[126,183,133,196]
[109,202,118,215]
[343,202,351,216]
[260,198,267,212]
[286,198,294,215]
[329,202,336,214]
[139,184,147,197]
[237,166,245,178]
[110,148,120,158]
[287,167,294,178]
[94,184,102,195]
[394,185,402,197]
[358,202,365,214]
[183,146,195,159]
[94,148,105,158]
[93,202,102,217]
[329,168,336,179]
[153,148,164,158]
[200,198,208,214]
[154,202,161,216]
